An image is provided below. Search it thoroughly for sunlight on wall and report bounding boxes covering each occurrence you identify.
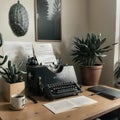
[114,0,120,65]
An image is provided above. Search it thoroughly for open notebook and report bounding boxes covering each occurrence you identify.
[43,95,97,114]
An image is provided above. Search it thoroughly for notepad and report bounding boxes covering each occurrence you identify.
[88,85,120,100]
[43,95,97,114]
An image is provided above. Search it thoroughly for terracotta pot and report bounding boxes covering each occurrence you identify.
[80,65,103,86]
[2,80,25,102]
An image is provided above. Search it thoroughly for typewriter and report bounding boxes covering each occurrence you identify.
[43,81,81,100]
[26,57,82,100]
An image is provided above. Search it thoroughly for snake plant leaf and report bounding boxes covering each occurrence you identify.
[0,33,8,66]
[114,61,120,80]
[0,33,2,47]
[20,70,27,74]
[0,55,8,65]
[97,56,103,63]
[17,61,23,69]
[0,67,6,74]
[100,38,106,45]
[102,45,111,50]
[0,60,26,83]
[95,38,101,50]
[0,66,8,75]
[0,55,3,58]
[72,33,116,66]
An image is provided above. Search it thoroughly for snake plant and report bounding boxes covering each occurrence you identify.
[0,33,8,65]
[114,61,120,81]
[0,60,26,83]
[71,33,116,66]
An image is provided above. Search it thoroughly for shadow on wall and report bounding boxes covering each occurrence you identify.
[12,48,27,71]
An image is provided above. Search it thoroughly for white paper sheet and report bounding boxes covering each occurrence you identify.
[43,95,97,114]
[33,43,57,65]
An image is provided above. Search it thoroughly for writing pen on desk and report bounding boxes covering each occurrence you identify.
[27,95,38,104]
[90,91,102,96]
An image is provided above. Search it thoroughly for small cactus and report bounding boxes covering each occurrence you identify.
[0,60,26,83]
[0,33,8,65]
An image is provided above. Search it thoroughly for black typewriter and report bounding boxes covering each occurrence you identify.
[27,63,82,100]
[26,57,82,100]
[44,81,82,100]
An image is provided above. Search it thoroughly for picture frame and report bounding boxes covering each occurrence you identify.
[34,0,61,41]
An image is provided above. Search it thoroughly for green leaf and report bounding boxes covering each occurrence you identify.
[71,33,116,66]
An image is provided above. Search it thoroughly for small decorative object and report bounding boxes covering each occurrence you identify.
[71,33,116,85]
[9,0,29,37]
[0,60,26,101]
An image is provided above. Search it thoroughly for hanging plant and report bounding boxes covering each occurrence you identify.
[9,0,29,37]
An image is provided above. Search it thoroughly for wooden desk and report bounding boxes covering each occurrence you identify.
[0,86,120,120]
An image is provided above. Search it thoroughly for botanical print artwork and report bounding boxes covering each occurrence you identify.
[46,0,61,21]
[36,0,61,41]
[9,0,29,37]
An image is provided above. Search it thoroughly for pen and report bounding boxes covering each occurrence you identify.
[27,95,38,104]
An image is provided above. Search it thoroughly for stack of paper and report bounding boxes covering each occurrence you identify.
[43,95,97,114]
[33,43,57,65]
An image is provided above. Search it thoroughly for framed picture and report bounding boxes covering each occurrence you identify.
[35,0,61,41]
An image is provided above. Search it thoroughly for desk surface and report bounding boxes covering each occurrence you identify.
[0,86,120,120]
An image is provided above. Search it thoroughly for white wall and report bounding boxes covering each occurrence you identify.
[88,0,117,86]
[0,0,118,87]
[0,0,88,92]
[0,0,35,42]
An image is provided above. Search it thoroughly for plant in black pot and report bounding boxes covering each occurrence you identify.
[71,33,115,85]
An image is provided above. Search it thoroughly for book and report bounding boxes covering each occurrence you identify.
[43,95,97,114]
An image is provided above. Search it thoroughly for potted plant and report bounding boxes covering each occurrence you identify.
[0,60,26,101]
[0,33,8,66]
[71,33,115,85]
[114,61,120,88]
[0,33,8,96]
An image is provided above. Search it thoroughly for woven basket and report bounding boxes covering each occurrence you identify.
[9,0,29,36]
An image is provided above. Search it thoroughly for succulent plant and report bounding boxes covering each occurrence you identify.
[0,60,26,83]
[0,33,8,65]
[114,61,120,81]
[71,33,116,66]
